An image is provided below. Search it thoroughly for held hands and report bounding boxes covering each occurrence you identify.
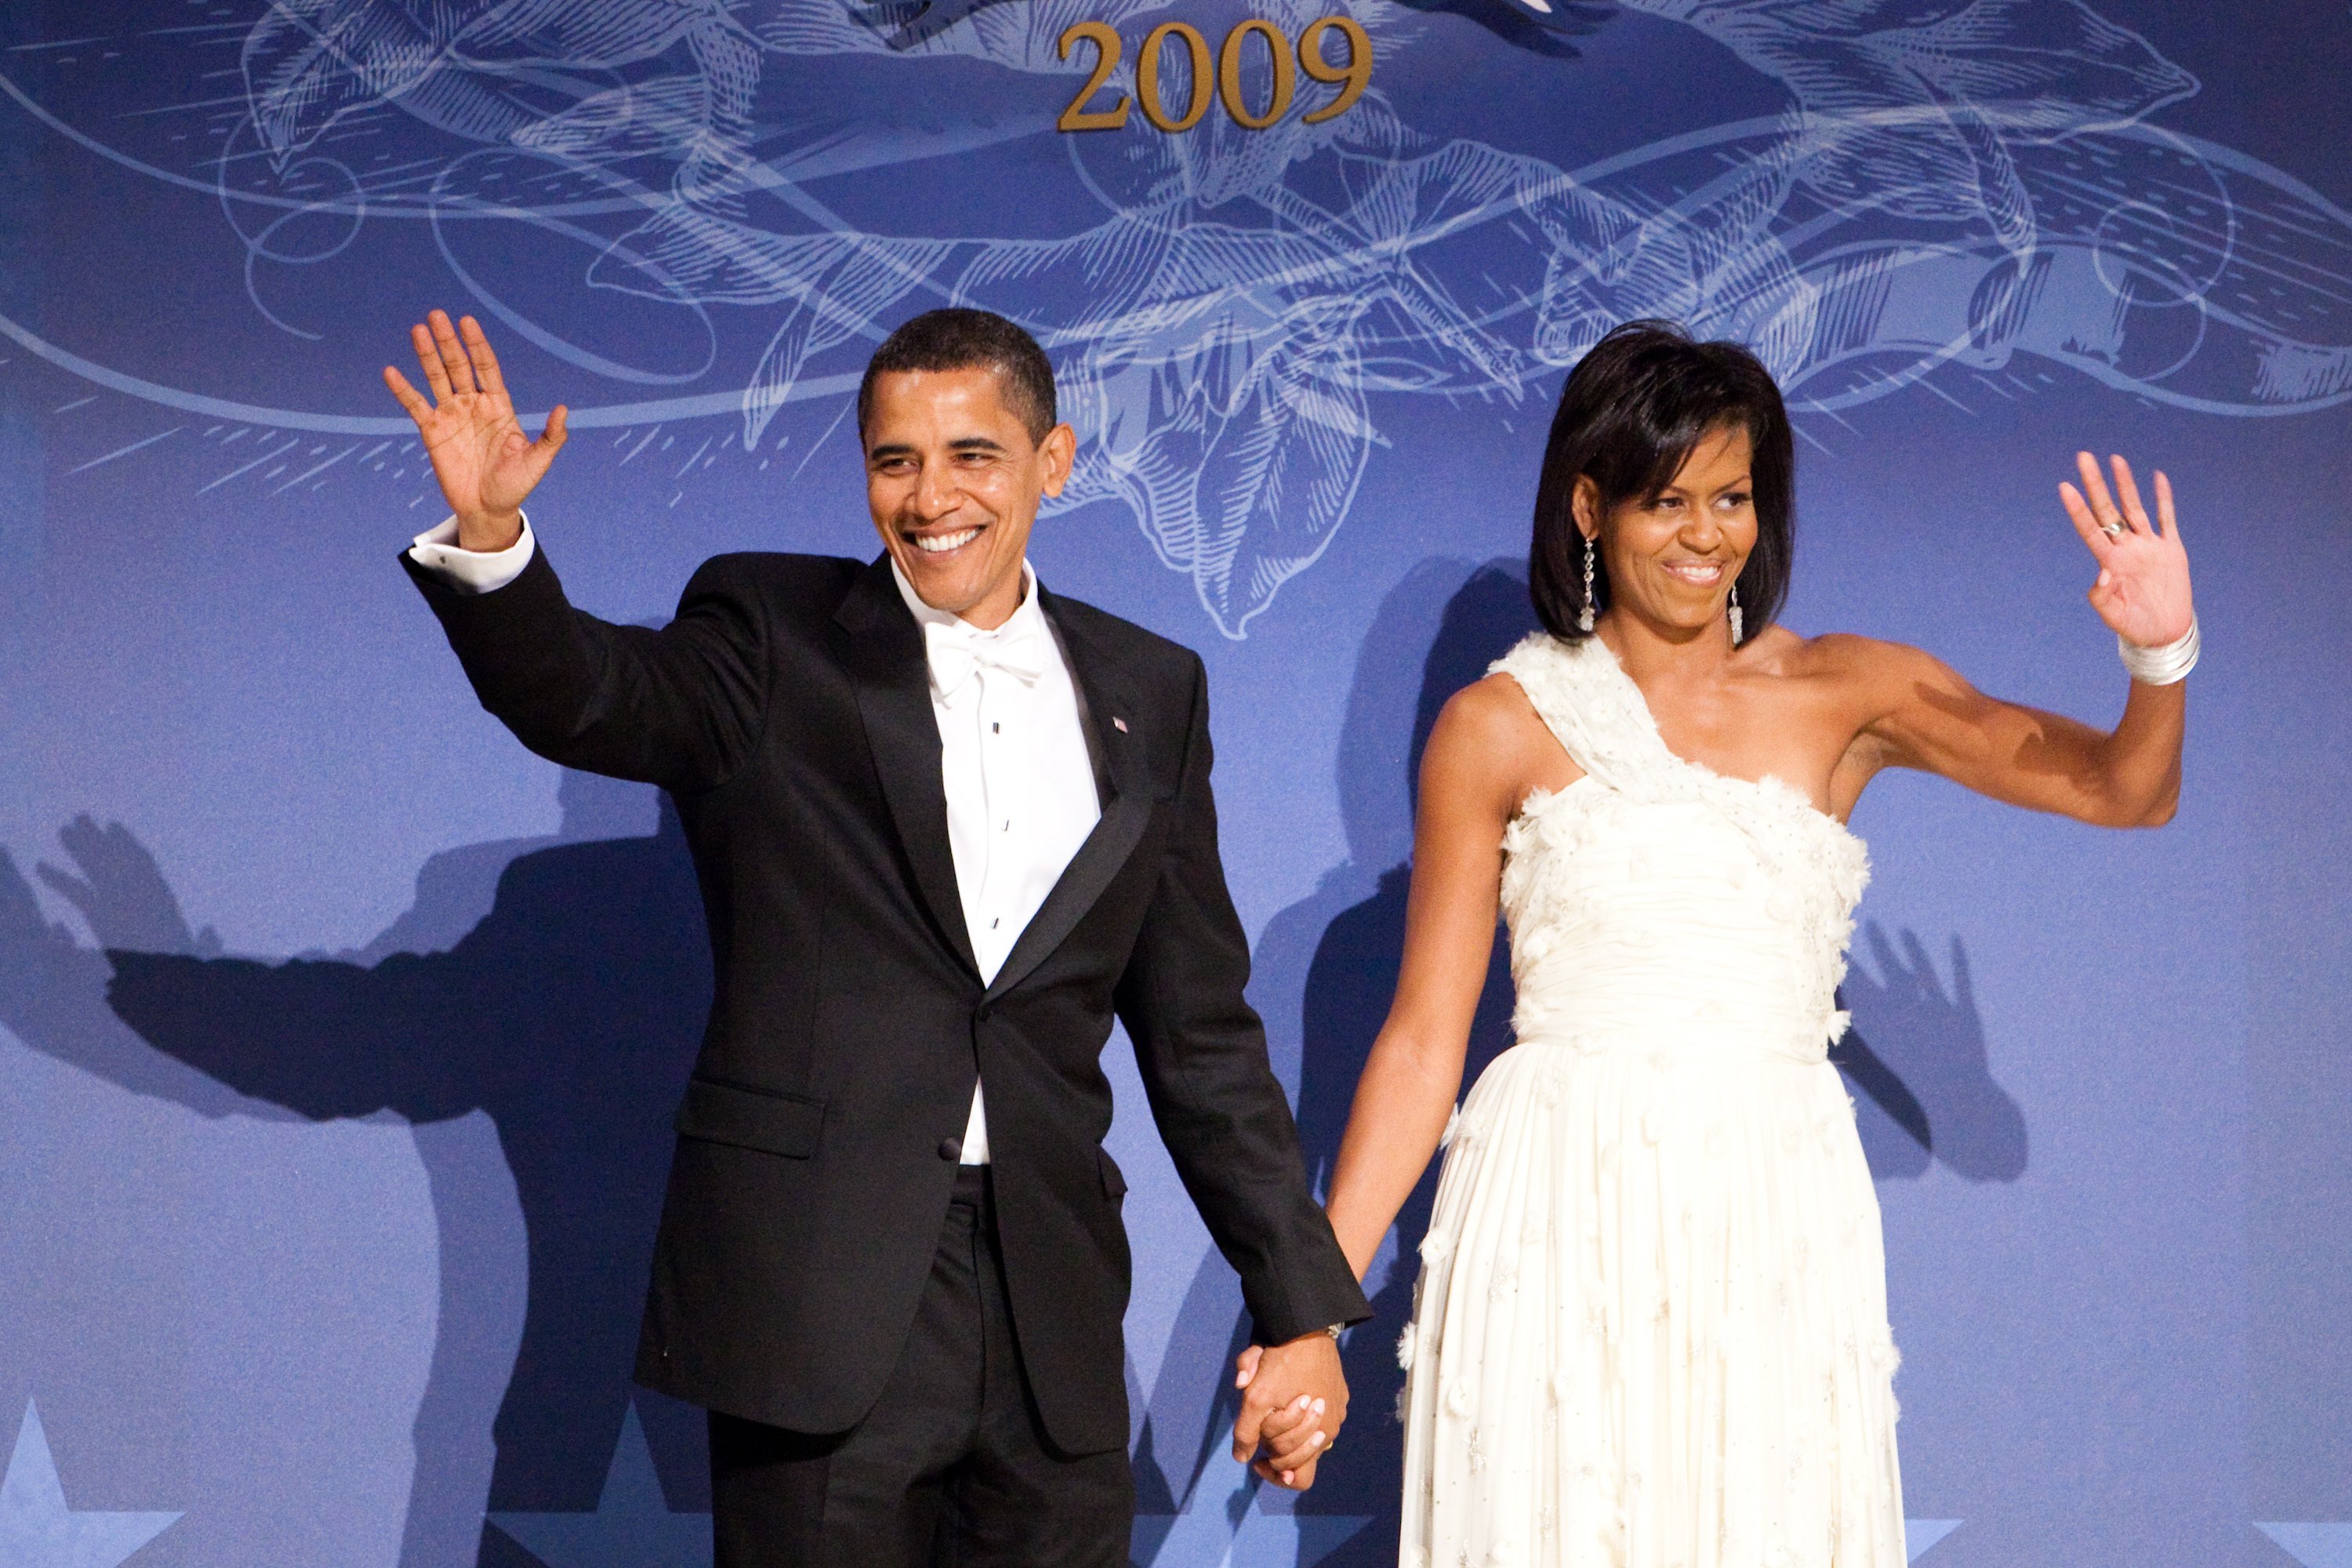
[2059,452,2193,649]
[1230,1332,1348,1490]
[383,310,568,552]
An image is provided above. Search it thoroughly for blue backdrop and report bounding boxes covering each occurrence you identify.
[2,2,2347,1564]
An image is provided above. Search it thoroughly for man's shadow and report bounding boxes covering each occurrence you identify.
[0,766,713,1568]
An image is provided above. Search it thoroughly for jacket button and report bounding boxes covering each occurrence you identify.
[937,1137,962,1161]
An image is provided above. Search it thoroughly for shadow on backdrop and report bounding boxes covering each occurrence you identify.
[0,765,713,1568]
[0,575,2027,1568]
[1224,557,2026,1564]
[1236,557,1537,1565]
[1835,924,2028,1183]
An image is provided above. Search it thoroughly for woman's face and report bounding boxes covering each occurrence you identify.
[1577,424,1758,638]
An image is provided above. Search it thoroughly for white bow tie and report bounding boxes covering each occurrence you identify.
[924,613,1049,700]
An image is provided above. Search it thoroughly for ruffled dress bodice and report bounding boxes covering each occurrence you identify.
[1493,633,1869,1066]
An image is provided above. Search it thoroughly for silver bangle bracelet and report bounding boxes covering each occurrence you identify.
[2118,614,2199,685]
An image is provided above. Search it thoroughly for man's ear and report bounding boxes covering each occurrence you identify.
[1570,474,1600,542]
[1038,422,1078,499]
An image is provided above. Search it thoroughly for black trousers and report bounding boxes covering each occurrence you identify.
[708,1167,1132,1567]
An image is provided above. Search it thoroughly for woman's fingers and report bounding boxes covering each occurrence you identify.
[2154,470,2181,544]
[1258,1395,1317,1432]
[1264,1412,1327,1467]
[2075,450,2123,530]
[2088,569,2119,617]
[1255,1450,1323,1490]
[2110,456,2153,535]
[2059,481,2115,558]
[1255,1395,1314,1442]
[412,322,454,401]
[1232,1344,1265,1390]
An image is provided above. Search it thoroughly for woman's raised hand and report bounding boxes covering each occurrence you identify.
[383,310,568,551]
[2058,452,2193,649]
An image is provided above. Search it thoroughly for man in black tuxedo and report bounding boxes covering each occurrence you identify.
[385,306,1367,1565]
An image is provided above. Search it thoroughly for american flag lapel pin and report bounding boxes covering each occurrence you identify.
[1112,716,1128,733]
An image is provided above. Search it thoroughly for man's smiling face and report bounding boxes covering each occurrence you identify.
[862,365,1076,631]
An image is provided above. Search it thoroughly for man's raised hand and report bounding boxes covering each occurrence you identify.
[383,310,567,551]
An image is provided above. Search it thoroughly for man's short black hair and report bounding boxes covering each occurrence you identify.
[857,308,1058,444]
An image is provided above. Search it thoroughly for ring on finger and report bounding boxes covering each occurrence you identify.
[2099,519,2125,538]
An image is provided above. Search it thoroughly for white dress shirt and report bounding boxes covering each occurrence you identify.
[408,517,1102,1165]
[891,558,1101,1164]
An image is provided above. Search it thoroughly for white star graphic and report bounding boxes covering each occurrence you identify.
[1132,1449,1370,1568]
[488,1406,710,1568]
[0,1399,178,1568]
[1909,1519,1963,1560]
[2259,1522,2352,1567]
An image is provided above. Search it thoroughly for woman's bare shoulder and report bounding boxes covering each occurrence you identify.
[1438,669,1554,746]
[1762,627,1945,694]
[1425,670,1582,799]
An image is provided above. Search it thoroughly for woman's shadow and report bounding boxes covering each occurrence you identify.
[1250,557,2027,1564]
[0,767,713,1568]
[1834,925,2029,1183]
[1243,557,1534,1564]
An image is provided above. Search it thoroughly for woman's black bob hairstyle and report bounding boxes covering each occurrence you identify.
[1529,321,1795,642]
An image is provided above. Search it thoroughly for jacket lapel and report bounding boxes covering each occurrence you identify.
[832,557,981,982]
[984,589,1155,1001]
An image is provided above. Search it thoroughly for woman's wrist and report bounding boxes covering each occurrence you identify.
[2118,614,2198,685]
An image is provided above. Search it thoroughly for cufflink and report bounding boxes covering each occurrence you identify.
[1112,716,1129,733]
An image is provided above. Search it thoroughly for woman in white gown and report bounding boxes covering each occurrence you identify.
[1278,322,2194,1566]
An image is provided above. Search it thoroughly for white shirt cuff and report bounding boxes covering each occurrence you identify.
[408,514,536,594]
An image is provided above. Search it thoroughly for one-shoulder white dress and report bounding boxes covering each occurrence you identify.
[1396,633,1905,1568]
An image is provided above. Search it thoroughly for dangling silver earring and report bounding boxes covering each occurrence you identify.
[1578,535,1597,633]
[1728,583,1744,647]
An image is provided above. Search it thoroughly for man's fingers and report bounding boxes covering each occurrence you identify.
[1231,1396,1269,1460]
[383,366,434,423]
[429,309,479,397]
[412,323,455,401]
[539,404,568,451]
[459,314,508,398]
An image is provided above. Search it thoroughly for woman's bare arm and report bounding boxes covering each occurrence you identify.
[1320,675,1568,1279]
[1841,453,2191,829]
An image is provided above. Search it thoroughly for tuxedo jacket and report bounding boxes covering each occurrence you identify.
[403,545,1368,1454]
